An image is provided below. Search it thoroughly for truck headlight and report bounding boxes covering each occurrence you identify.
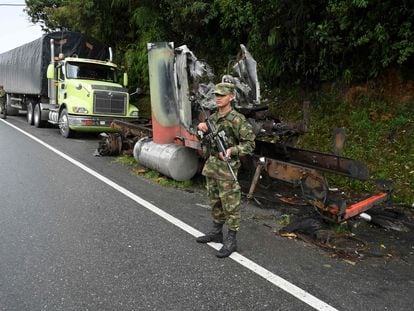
[72,107,88,114]
[130,111,139,117]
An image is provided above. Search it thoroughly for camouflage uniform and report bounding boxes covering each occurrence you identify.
[0,86,6,119]
[202,109,255,231]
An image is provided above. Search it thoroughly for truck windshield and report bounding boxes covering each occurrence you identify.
[66,62,118,83]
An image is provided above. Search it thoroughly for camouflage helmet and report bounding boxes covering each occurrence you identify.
[214,82,235,96]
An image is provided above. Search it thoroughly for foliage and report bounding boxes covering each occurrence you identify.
[115,154,137,166]
[24,0,414,203]
[115,155,193,189]
[292,90,414,203]
[25,0,414,87]
[24,0,64,30]
[319,0,414,81]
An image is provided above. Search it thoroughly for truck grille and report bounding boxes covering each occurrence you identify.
[93,91,126,115]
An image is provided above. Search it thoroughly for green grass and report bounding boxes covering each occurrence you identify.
[276,214,292,226]
[329,222,352,234]
[269,89,413,204]
[116,154,138,166]
[114,154,194,189]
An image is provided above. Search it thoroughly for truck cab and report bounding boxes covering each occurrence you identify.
[0,31,139,138]
[46,57,138,138]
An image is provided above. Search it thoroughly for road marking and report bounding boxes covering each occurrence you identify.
[1,119,339,311]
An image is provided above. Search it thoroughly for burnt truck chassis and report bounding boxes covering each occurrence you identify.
[98,43,391,223]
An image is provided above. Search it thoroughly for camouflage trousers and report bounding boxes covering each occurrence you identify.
[205,177,241,231]
[0,100,5,114]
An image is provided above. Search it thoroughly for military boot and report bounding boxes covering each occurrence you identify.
[216,230,237,258]
[196,222,223,243]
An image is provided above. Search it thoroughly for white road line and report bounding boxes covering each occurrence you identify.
[1,119,339,311]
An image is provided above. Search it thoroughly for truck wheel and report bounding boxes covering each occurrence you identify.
[33,103,44,128]
[27,102,34,125]
[59,108,73,138]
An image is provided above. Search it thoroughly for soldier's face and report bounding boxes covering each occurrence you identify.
[215,94,234,109]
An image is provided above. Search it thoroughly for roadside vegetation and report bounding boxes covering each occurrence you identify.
[129,86,414,204]
[24,0,414,205]
[115,154,194,189]
[270,85,413,204]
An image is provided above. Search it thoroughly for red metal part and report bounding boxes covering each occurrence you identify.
[321,192,390,223]
[152,117,180,144]
[172,127,201,149]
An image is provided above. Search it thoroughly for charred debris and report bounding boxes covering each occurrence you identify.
[96,42,407,240]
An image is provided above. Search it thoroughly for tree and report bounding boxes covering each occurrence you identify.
[24,0,414,89]
[25,0,65,31]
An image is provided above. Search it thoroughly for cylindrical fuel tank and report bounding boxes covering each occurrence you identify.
[133,138,199,181]
[147,42,180,144]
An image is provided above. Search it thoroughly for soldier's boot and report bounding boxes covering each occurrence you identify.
[216,230,237,258]
[196,222,223,244]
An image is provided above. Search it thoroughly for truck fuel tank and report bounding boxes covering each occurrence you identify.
[133,138,199,181]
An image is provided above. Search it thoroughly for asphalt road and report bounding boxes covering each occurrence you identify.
[1,115,413,311]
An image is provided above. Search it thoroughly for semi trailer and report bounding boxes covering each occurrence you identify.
[0,31,139,137]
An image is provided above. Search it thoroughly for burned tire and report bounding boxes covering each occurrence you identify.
[33,103,44,128]
[58,108,73,138]
[27,102,34,125]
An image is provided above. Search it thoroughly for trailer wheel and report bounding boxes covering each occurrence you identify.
[33,103,44,128]
[59,108,73,138]
[27,102,34,125]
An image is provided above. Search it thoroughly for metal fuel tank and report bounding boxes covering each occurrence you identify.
[133,138,199,181]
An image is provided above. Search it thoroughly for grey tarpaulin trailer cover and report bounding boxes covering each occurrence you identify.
[0,31,109,97]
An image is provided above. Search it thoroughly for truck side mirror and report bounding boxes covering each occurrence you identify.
[47,64,55,79]
[123,72,128,87]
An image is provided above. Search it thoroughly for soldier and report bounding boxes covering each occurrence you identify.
[196,82,255,258]
[0,85,6,119]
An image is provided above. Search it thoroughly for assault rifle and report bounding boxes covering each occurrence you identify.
[198,103,238,182]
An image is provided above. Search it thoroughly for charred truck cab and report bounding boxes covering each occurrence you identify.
[0,31,138,137]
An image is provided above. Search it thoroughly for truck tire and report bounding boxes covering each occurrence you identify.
[59,108,73,138]
[27,102,34,125]
[33,103,44,128]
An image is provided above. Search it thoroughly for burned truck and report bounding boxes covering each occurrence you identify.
[0,31,139,137]
[99,42,391,223]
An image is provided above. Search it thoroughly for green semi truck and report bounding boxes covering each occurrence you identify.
[0,31,138,137]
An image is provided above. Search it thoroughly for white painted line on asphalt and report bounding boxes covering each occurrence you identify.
[2,119,339,311]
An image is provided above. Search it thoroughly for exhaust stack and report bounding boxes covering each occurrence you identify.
[48,39,56,106]
[147,42,180,144]
[109,47,113,62]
